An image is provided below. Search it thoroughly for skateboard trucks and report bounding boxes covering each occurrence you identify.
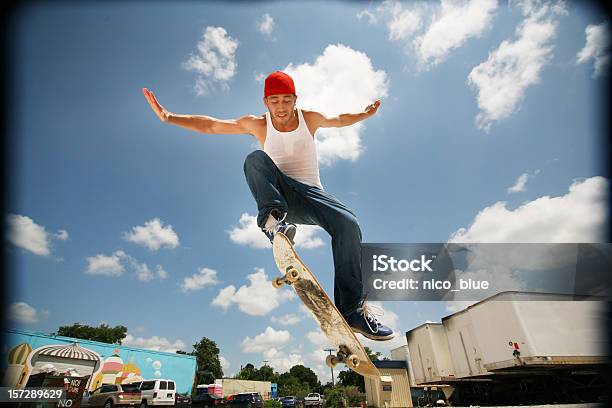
[325,345,360,370]
[272,265,301,288]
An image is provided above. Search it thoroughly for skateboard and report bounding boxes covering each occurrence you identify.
[271,232,381,378]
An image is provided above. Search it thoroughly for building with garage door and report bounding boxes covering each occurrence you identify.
[364,360,412,408]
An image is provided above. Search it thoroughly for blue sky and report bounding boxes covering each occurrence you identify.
[5,1,609,382]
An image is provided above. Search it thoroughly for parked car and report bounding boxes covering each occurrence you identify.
[304,393,322,407]
[227,392,263,408]
[193,389,224,407]
[176,392,192,406]
[280,396,300,408]
[82,383,141,408]
[135,379,177,406]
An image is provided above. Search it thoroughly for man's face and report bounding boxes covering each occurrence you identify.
[264,94,297,124]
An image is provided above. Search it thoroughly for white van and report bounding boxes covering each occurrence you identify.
[136,379,176,407]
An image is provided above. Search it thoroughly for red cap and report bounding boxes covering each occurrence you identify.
[264,71,296,97]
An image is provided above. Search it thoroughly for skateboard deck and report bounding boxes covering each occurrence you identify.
[271,232,380,378]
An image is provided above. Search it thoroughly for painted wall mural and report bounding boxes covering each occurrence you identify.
[1,329,197,394]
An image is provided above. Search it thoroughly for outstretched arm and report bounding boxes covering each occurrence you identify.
[142,88,257,135]
[307,100,381,132]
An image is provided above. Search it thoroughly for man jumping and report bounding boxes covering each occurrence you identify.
[143,71,394,341]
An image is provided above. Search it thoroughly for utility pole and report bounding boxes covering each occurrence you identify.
[324,349,335,386]
[262,360,269,381]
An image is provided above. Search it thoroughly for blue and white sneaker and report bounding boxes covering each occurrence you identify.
[263,211,297,244]
[344,300,394,341]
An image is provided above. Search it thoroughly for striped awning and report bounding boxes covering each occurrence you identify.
[38,343,100,361]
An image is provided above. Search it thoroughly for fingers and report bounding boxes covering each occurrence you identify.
[143,89,161,112]
[143,88,154,106]
[142,88,168,122]
[149,90,164,110]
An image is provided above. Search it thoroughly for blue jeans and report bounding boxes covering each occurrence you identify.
[244,150,363,315]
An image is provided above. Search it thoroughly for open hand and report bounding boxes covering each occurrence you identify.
[142,88,170,122]
[365,100,381,116]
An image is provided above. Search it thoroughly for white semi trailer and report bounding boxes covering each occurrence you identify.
[405,292,609,406]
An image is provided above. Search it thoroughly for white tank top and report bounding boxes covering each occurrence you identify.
[263,108,323,189]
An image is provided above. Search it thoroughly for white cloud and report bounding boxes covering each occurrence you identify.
[284,44,389,165]
[7,302,39,324]
[356,9,378,25]
[468,1,566,131]
[123,218,179,251]
[129,259,168,283]
[156,265,169,279]
[450,176,608,243]
[414,0,498,68]
[445,265,529,303]
[271,314,303,326]
[306,330,331,347]
[258,13,275,38]
[6,214,67,256]
[134,262,155,282]
[220,356,230,372]
[54,230,69,240]
[211,285,236,309]
[123,334,185,353]
[228,213,324,249]
[262,348,304,373]
[309,347,327,360]
[85,250,127,277]
[380,1,423,42]
[242,327,292,352]
[507,173,529,193]
[180,267,220,292]
[360,0,497,69]
[85,251,166,282]
[212,268,295,316]
[576,22,610,77]
[182,26,239,96]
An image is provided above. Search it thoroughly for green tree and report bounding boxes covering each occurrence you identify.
[364,347,382,361]
[235,363,257,380]
[337,370,364,392]
[192,337,223,384]
[278,375,310,399]
[264,400,282,408]
[323,386,348,408]
[288,365,319,390]
[54,323,127,344]
[343,385,364,406]
[255,365,278,383]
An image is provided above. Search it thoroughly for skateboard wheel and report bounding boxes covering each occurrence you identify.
[325,355,338,368]
[272,277,284,288]
[346,354,360,369]
[286,268,300,283]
